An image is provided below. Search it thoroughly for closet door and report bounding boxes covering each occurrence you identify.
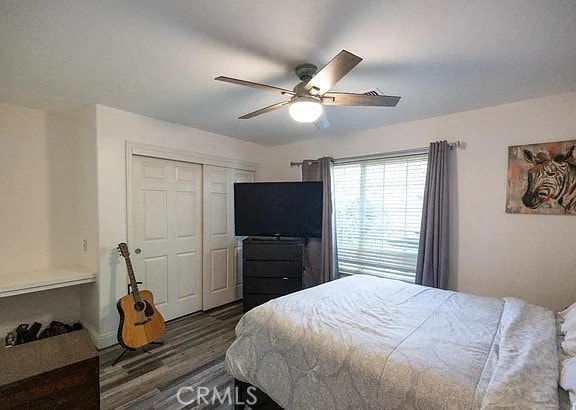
[203,165,254,309]
[131,156,203,321]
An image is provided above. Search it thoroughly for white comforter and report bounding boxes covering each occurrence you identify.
[226,275,559,409]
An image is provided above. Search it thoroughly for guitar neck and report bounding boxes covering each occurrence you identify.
[124,256,141,302]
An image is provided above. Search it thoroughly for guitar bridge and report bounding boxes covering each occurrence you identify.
[135,318,152,326]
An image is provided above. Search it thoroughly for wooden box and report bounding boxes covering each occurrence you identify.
[0,329,99,409]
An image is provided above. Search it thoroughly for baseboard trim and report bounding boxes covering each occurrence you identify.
[84,325,117,350]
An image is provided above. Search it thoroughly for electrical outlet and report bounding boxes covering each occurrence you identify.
[82,240,88,251]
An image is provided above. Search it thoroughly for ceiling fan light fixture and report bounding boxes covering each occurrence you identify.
[289,97,323,123]
[216,50,401,123]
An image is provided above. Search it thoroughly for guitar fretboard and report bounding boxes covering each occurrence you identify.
[123,255,142,302]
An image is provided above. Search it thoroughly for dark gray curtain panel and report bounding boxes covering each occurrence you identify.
[416,141,449,289]
[301,157,339,286]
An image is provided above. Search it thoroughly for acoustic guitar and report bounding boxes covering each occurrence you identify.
[116,243,165,349]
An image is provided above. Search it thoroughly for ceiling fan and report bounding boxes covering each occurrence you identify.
[215,50,401,128]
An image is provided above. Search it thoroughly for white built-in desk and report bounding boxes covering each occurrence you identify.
[0,266,96,298]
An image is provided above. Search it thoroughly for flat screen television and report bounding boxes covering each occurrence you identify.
[234,182,323,238]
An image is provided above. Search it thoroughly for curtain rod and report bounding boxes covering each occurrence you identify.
[289,140,463,167]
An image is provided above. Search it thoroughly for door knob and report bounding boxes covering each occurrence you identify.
[134,248,142,254]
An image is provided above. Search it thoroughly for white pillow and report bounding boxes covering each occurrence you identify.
[559,302,576,320]
[560,356,576,407]
[561,308,576,334]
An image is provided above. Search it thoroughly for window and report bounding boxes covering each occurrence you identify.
[333,153,428,282]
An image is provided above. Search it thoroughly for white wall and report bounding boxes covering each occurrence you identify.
[46,108,98,269]
[261,92,576,311]
[74,106,99,273]
[93,105,267,347]
[0,103,51,274]
[71,106,100,336]
[0,103,98,339]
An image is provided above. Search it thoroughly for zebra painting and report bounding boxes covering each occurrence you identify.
[506,140,576,215]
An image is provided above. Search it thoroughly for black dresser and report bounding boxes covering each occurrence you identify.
[242,237,304,312]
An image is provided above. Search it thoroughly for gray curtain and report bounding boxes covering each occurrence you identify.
[302,157,338,286]
[416,141,449,289]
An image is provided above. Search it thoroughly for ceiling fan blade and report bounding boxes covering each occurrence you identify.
[314,112,330,130]
[239,101,291,119]
[304,50,362,95]
[322,92,401,107]
[215,76,295,96]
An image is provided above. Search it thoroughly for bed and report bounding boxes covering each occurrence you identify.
[226,275,564,409]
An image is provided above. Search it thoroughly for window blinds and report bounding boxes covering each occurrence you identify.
[333,153,428,282]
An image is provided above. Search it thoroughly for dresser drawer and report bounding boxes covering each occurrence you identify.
[244,277,302,295]
[243,243,302,261]
[244,261,302,278]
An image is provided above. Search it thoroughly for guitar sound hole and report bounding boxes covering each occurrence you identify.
[134,301,145,312]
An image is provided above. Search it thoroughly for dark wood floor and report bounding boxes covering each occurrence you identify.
[99,302,243,410]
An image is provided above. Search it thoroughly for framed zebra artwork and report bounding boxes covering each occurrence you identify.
[506,139,576,214]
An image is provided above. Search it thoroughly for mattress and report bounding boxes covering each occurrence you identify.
[226,275,560,409]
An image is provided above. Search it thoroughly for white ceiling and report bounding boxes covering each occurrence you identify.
[1,0,575,146]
